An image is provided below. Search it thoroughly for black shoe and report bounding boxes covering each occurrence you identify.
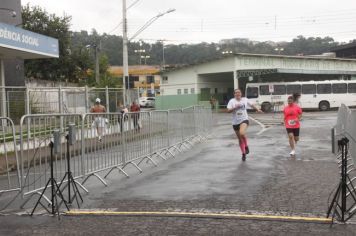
[245,146,249,154]
[242,154,246,161]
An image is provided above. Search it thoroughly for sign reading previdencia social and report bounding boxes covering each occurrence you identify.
[0,22,59,58]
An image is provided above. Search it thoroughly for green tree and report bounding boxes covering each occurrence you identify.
[22,4,77,81]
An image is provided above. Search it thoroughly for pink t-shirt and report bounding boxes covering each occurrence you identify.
[283,104,302,128]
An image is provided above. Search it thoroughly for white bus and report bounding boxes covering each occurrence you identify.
[246,80,356,112]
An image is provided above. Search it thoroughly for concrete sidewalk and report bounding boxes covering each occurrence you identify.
[1,111,356,235]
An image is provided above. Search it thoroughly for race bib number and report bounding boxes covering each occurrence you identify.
[288,119,297,126]
[236,111,243,117]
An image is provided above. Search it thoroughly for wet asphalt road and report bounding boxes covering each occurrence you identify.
[1,111,356,235]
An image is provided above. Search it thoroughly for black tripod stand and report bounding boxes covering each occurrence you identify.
[327,137,356,223]
[31,141,69,216]
[57,134,83,207]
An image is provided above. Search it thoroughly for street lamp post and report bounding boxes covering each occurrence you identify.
[274,47,284,55]
[141,55,150,65]
[122,0,129,105]
[134,49,145,65]
[86,40,101,84]
[158,39,166,70]
[95,43,100,84]
[222,50,233,55]
[122,2,175,104]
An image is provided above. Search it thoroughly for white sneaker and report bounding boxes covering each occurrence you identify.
[289,150,295,156]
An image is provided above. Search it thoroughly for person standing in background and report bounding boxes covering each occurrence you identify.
[130,101,141,131]
[90,98,106,142]
[117,101,128,133]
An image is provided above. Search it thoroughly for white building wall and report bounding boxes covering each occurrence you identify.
[161,54,356,96]
[161,67,198,96]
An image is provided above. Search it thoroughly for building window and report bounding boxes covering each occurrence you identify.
[215,88,218,94]
[184,88,188,94]
[146,75,154,84]
[177,89,181,95]
[191,88,195,94]
[162,76,168,84]
[128,76,138,89]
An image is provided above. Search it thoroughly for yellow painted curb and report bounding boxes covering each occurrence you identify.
[65,210,332,224]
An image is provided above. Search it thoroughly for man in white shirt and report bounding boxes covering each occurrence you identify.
[227,89,262,161]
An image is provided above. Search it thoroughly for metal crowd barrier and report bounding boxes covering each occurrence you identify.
[333,105,356,191]
[333,104,356,164]
[0,117,21,195]
[0,106,212,210]
[182,107,198,146]
[19,113,86,206]
[330,104,356,222]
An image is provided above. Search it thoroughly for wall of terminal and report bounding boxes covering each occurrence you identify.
[0,0,24,86]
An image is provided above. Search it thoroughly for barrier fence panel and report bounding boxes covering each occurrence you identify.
[81,113,126,183]
[0,117,21,195]
[20,114,83,197]
[8,105,213,210]
[334,104,356,164]
[182,107,196,143]
[123,112,156,168]
[195,107,213,138]
[330,104,356,222]
[348,110,356,164]
[150,111,169,154]
[168,109,184,148]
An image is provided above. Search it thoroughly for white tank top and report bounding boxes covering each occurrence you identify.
[227,97,250,125]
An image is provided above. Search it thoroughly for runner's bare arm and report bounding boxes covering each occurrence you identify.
[226,107,234,113]
[250,104,263,113]
[298,107,302,120]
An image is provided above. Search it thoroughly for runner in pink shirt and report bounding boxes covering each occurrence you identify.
[283,96,302,157]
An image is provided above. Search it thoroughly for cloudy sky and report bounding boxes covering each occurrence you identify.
[22,0,356,44]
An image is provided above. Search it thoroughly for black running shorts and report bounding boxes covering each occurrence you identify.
[286,128,300,137]
[232,120,249,131]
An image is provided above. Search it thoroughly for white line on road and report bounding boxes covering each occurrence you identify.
[249,116,267,135]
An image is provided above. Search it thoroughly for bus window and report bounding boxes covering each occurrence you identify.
[317,84,331,94]
[348,83,356,93]
[286,84,301,94]
[260,85,269,95]
[332,83,347,94]
[302,84,316,94]
[246,87,258,98]
[272,85,286,95]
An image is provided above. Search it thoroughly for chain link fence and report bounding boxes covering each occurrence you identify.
[0,86,139,124]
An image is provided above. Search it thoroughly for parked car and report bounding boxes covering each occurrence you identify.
[139,97,155,108]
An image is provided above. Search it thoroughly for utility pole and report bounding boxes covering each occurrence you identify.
[95,44,100,84]
[122,0,129,103]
